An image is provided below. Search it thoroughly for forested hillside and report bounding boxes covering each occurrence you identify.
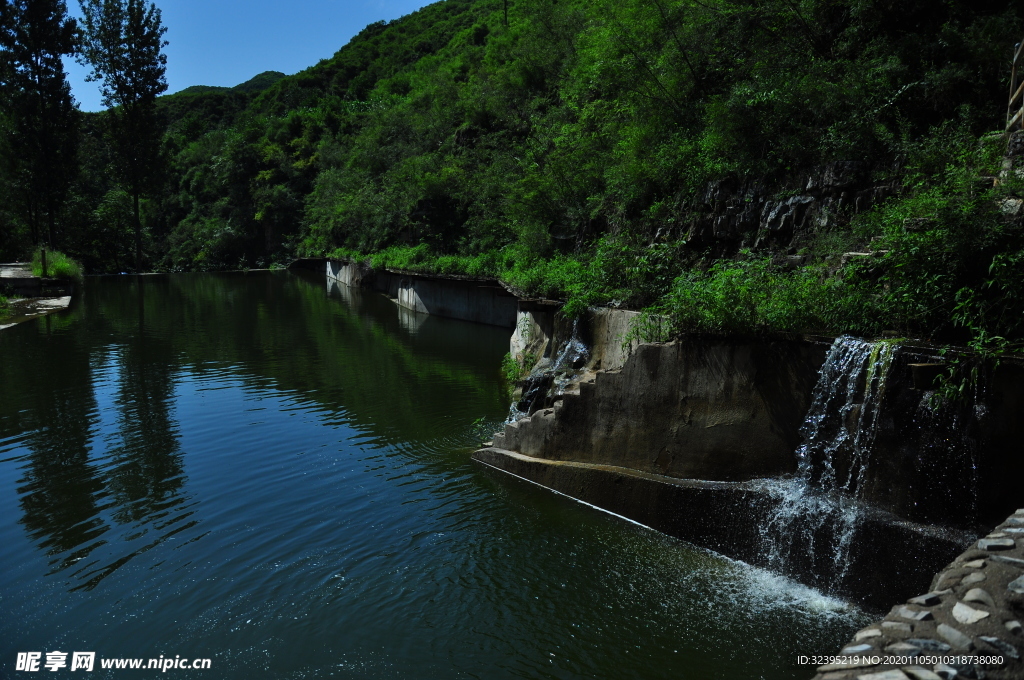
[3,0,1023,350]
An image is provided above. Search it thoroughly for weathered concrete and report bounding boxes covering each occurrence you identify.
[325,259,518,328]
[813,510,1024,680]
[473,447,972,610]
[0,296,72,331]
[495,339,827,481]
[0,262,74,297]
[497,334,1024,528]
[510,304,643,374]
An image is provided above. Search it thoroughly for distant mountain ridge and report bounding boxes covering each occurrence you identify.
[171,71,286,97]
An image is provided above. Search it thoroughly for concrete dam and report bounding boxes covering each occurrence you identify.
[317,257,1024,679]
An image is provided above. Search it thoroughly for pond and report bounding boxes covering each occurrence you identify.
[0,271,869,679]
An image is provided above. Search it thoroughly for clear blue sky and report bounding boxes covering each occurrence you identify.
[66,0,436,112]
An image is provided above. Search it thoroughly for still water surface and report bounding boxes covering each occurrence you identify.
[0,272,869,679]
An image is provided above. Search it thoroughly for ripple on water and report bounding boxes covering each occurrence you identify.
[0,273,868,680]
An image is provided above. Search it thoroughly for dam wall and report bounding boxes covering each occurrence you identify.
[316,255,1024,622]
[325,259,518,328]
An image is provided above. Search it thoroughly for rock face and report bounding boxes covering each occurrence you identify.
[494,339,826,481]
[681,161,894,255]
[812,510,1024,680]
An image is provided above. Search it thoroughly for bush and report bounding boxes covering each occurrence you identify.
[31,250,84,283]
[646,255,860,338]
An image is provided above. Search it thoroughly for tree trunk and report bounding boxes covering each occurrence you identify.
[28,197,38,246]
[133,190,142,273]
[47,201,56,250]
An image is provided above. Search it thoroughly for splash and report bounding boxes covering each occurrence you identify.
[504,321,590,424]
[759,336,896,591]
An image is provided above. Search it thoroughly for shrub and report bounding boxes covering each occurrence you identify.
[31,250,84,282]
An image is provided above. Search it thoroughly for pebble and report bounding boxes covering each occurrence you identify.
[908,592,944,606]
[988,532,1009,538]
[963,588,996,608]
[936,623,974,650]
[992,555,1024,568]
[953,601,990,625]
[898,606,934,622]
[842,644,875,655]
[979,635,1019,659]
[963,559,987,568]
[1006,620,1023,635]
[883,621,913,634]
[855,629,882,641]
[885,642,920,655]
[906,639,951,653]
[961,572,986,586]
[933,664,957,680]
[1005,517,1024,525]
[902,667,942,680]
[1008,575,1024,594]
[978,537,1015,551]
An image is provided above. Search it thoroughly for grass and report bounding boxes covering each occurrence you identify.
[31,250,83,282]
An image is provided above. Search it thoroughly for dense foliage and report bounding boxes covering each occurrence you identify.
[2,0,1023,348]
[0,0,79,250]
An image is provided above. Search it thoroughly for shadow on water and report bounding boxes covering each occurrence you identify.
[1,272,510,592]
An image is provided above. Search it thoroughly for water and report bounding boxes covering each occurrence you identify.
[757,337,896,590]
[0,272,868,679]
[506,320,589,423]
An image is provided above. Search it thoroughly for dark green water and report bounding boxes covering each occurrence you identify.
[0,272,869,679]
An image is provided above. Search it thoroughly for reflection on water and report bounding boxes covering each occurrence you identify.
[0,271,869,679]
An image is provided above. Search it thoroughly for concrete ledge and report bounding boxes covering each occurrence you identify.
[326,259,518,328]
[0,296,72,331]
[473,447,972,611]
[1,263,74,297]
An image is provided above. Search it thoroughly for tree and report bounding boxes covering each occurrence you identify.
[0,0,80,251]
[78,0,167,272]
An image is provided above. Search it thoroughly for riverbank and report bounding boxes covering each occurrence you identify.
[812,509,1024,680]
[0,263,76,331]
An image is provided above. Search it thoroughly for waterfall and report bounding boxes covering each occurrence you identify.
[505,321,590,424]
[550,321,590,397]
[796,337,896,494]
[758,336,897,591]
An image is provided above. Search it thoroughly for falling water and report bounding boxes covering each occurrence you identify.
[505,321,590,424]
[551,321,590,396]
[758,336,897,591]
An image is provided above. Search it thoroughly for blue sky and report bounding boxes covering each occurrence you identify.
[67,0,436,111]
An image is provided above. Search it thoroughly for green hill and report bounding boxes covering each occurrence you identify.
[25,0,1024,351]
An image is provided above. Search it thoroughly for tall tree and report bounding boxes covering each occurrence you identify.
[0,0,80,251]
[78,0,167,272]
